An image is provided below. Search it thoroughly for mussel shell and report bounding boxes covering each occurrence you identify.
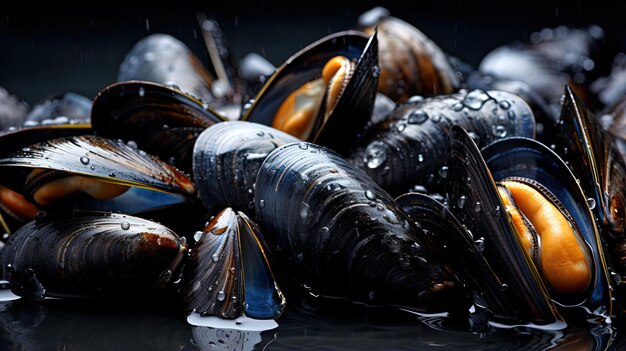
[0,211,186,299]
[0,86,29,131]
[91,81,226,174]
[25,92,92,126]
[447,126,562,325]
[396,192,523,323]
[254,142,466,313]
[0,135,196,207]
[180,208,285,319]
[480,134,613,321]
[192,121,299,215]
[358,12,459,102]
[347,89,535,196]
[242,31,378,154]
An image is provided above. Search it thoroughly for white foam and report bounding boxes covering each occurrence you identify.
[187,312,278,332]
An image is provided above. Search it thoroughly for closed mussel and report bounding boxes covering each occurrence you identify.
[242,31,378,154]
[192,121,299,215]
[347,89,535,196]
[180,208,285,320]
[357,7,459,102]
[0,211,186,300]
[254,142,466,314]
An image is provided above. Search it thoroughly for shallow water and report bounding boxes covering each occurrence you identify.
[0,292,620,351]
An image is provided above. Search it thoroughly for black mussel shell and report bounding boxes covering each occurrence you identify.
[0,211,186,300]
[397,192,524,324]
[180,208,285,319]
[91,81,226,174]
[242,31,378,154]
[447,126,562,326]
[255,142,467,314]
[192,121,299,216]
[347,89,535,196]
[357,9,459,102]
[24,92,92,126]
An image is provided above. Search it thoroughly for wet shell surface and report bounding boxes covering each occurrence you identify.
[0,211,187,299]
[192,121,299,215]
[254,142,466,313]
[347,89,535,196]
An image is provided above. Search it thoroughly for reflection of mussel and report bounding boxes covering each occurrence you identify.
[0,211,187,300]
[442,125,613,325]
[242,31,378,154]
[347,89,535,196]
[357,8,459,103]
[192,121,298,215]
[180,208,285,320]
[255,142,466,314]
[91,81,226,174]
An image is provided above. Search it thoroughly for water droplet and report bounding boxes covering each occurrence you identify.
[559,95,566,106]
[457,195,466,209]
[452,103,464,111]
[491,125,507,138]
[507,110,516,120]
[300,203,312,220]
[372,65,380,78]
[217,291,226,302]
[394,122,407,132]
[498,101,511,110]
[194,231,203,242]
[121,222,130,230]
[365,190,376,201]
[80,156,90,165]
[211,253,219,263]
[462,90,492,110]
[363,141,387,169]
[259,199,265,209]
[417,154,424,163]
[587,198,596,210]
[407,95,424,104]
[438,166,449,178]
[493,205,501,217]
[298,143,308,150]
[408,110,428,124]
[138,86,145,97]
[474,237,485,252]
[474,202,482,212]
[431,114,442,123]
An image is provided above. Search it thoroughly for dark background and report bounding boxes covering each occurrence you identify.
[2,0,626,106]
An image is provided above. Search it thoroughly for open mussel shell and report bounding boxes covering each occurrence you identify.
[192,121,299,215]
[180,208,285,320]
[357,9,459,102]
[255,142,467,314]
[0,211,187,300]
[91,81,226,174]
[555,86,626,282]
[396,192,525,324]
[242,31,378,154]
[347,89,535,196]
[446,126,562,326]
[450,125,612,324]
[0,135,196,212]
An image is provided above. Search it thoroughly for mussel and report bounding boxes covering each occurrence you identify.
[24,92,92,126]
[180,208,285,320]
[192,121,298,215]
[445,125,613,325]
[242,31,378,154]
[357,7,460,102]
[254,142,466,314]
[347,89,535,196]
[0,86,29,131]
[0,211,187,300]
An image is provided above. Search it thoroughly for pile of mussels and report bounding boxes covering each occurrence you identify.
[1,7,626,333]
